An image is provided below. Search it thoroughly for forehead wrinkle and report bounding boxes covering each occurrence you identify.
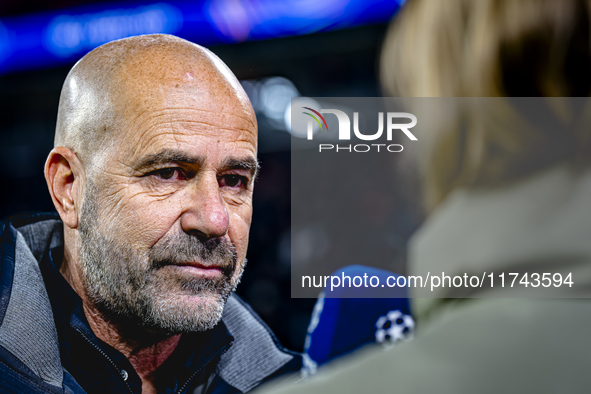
[125,108,257,136]
[124,108,256,157]
[129,120,256,156]
[178,122,256,135]
[120,126,255,170]
[114,106,257,161]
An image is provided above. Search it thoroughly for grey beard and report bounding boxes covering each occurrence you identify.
[78,180,243,336]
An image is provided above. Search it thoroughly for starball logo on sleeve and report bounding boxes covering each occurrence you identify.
[298,105,418,153]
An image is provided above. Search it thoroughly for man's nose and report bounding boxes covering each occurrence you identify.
[180,174,229,239]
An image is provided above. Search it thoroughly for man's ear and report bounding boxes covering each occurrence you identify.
[44,147,85,229]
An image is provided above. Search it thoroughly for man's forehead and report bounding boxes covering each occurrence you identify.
[111,53,255,137]
[109,43,251,110]
[109,105,255,165]
[102,46,256,156]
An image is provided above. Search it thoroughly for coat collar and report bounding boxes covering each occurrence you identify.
[410,166,591,318]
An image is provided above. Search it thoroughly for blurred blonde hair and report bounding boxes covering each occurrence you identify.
[381,0,591,211]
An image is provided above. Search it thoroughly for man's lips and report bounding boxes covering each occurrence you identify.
[169,262,223,278]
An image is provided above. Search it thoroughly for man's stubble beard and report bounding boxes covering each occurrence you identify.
[77,179,244,337]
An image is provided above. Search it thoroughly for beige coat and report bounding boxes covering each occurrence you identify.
[257,165,591,394]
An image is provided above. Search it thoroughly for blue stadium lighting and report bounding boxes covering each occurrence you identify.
[0,0,403,75]
[45,3,183,58]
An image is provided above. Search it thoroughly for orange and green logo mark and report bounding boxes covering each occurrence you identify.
[303,107,328,131]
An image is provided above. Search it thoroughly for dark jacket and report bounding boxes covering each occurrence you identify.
[0,213,301,394]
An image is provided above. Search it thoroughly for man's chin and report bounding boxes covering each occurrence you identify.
[143,289,230,333]
[172,291,230,310]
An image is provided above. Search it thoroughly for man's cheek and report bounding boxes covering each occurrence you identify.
[229,211,252,260]
[111,197,181,245]
[93,182,142,227]
[232,199,253,225]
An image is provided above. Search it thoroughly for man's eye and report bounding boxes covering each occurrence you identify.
[219,174,247,188]
[152,168,187,180]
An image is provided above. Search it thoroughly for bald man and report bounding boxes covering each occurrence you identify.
[0,35,300,394]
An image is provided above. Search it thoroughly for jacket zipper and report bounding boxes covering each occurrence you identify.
[75,328,134,394]
[175,343,232,394]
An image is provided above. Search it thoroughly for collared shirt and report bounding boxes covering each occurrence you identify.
[39,246,234,394]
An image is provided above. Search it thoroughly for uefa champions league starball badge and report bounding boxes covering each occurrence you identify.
[374,310,415,348]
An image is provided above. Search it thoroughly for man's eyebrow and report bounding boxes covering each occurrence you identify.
[133,150,260,178]
[134,149,204,170]
[221,157,261,180]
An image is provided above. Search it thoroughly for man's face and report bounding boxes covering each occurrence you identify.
[77,75,257,334]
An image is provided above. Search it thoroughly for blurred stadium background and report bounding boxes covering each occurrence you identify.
[0,0,408,351]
